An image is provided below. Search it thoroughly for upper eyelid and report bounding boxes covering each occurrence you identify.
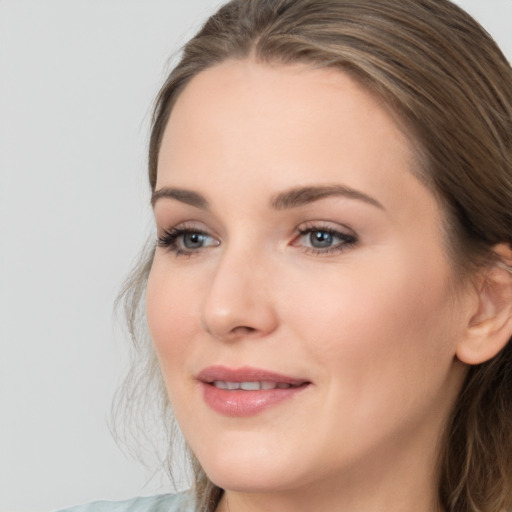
[296,220,357,235]
[295,226,357,242]
[157,220,216,235]
[156,220,358,241]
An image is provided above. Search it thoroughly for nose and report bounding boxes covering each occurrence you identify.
[200,245,279,341]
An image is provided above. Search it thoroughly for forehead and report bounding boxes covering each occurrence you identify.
[156,61,433,224]
[157,60,416,193]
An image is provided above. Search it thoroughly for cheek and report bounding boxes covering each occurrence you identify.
[282,254,459,390]
[275,259,463,458]
[146,261,199,374]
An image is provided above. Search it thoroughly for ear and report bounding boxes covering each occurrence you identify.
[456,244,512,365]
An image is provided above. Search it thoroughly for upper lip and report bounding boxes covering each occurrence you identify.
[197,365,309,386]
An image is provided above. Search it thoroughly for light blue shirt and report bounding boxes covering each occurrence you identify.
[56,493,194,512]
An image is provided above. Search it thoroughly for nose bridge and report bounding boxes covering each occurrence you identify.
[200,238,277,340]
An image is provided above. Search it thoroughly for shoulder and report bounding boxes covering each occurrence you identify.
[55,492,194,512]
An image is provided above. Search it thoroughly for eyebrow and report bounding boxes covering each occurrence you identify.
[151,184,384,211]
[151,187,209,209]
[271,184,384,210]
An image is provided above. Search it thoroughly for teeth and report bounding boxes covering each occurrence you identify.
[240,381,260,390]
[212,381,295,390]
[212,381,238,390]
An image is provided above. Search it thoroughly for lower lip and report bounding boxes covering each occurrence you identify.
[201,382,309,417]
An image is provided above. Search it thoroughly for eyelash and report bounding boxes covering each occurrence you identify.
[157,227,217,257]
[156,224,358,257]
[294,224,358,255]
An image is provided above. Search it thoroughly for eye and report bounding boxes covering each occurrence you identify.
[308,230,337,248]
[181,232,211,249]
[157,227,219,256]
[293,224,358,254]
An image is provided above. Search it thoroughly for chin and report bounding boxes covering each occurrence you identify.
[208,470,302,494]
[196,446,309,493]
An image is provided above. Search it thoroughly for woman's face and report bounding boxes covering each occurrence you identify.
[147,60,471,502]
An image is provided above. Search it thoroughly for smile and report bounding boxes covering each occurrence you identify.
[197,366,311,417]
[212,381,299,390]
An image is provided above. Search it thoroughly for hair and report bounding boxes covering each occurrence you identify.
[116,1,512,511]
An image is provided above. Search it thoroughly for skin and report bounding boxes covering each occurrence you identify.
[146,60,477,512]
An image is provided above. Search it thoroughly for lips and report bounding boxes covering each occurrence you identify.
[212,380,297,390]
[197,366,310,417]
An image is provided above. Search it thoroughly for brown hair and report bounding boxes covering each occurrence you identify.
[117,1,512,511]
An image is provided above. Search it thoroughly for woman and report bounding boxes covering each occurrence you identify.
[62,0,512,511]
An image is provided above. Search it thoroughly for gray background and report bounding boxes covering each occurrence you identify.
[1,1,511,511]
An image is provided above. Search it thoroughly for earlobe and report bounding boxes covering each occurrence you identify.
[456,244,512,365]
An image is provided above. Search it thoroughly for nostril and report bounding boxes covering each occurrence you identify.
[232,325,257,335]
[216,325,262,342]
[243,326,256,332]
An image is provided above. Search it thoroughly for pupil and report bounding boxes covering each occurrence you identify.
[184,233,204,248]
[310,231,332,248]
